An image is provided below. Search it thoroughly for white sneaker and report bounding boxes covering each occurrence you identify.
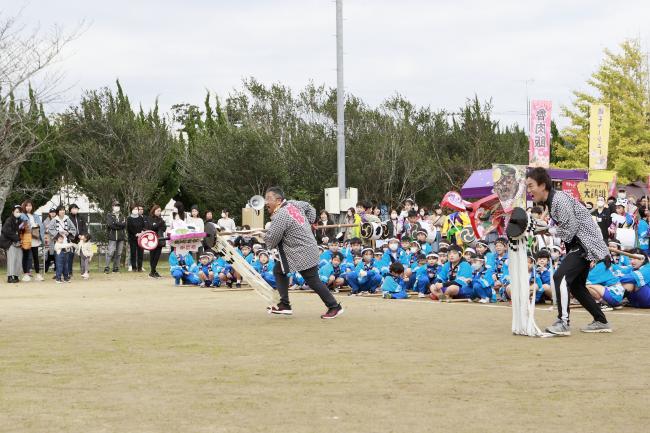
[418,292,426,298]
[82,273,90,279]
[478,298,489,304]
[21,274,32,282]
[34,274,44,281]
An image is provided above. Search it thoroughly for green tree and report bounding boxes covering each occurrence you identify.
[58,81,181,211]
[554,39,650,182]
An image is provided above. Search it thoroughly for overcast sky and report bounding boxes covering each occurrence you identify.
[6,0,650,129]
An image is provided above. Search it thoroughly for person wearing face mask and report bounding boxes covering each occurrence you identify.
[105,200,126,274]
[591,196,611,242]
[385,209,402,239]
[380,238,404,276]
[127,204,146,272]
[314,210,334,245]
[217,209,237,241]
[1,205,25,283]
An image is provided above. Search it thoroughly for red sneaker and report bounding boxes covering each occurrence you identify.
[267,303,293,315]
[320,304,344,319]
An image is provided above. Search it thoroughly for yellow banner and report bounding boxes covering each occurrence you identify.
[589,104,610,170]
[577,181,608,203]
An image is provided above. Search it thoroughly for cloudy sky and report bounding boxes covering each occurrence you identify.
[7,0,650,129]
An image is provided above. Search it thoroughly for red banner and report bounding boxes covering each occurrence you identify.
[562,180,581,201]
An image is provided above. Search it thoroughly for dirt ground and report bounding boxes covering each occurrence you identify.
[1,273,650,433]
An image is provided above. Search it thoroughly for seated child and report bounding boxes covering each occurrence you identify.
[341,237,362,262]
[215,255,237,288]
[608,240,632,276]
[319,252,347,293]
[475,240,493,266]
[490,237,510,301]
[463,247,476,262]
[382,262,409,299]
[169,249,200,286]
[419,253,440,299]
[586,259,625,308]
[410,253,428,297]
[348,247,382,295]
[619,248,650,308]
[414,230,433,255]
[432,245,473,300]
[197,252,216,287]
[470,253,494,303]
[381,238,407,276]
[253,250,276,288]
[504,255,542,302]
[535,249,553,303]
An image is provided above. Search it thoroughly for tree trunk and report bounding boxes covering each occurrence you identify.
[0,164,19,220]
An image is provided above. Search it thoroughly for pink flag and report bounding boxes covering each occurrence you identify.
[529,100,552,168]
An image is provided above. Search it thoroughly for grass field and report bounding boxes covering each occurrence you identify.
[2,273,650,433]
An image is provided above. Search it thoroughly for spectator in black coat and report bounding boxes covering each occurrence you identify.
[127,203,145,272]
[314,210,335,245]
[105,200,126,273]
[592,196,612,242]
[145,204,166,278]
[0,205,24,283]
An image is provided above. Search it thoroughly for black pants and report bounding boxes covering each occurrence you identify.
[22,247,40,273]
[128,237,144,270]
[274,264,338,309]
[149,246,162,273]
[45,251,56,273]
[553,246,607,325]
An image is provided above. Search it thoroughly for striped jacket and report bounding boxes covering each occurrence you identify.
[546,190,610,262]
[264,200,319,273]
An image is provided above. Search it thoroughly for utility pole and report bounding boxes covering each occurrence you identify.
[336,0,346,200]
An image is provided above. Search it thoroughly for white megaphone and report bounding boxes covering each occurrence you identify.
[248,195,265,212]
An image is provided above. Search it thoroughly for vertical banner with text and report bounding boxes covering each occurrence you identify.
[528,100,552,168]
[588,103,610,170]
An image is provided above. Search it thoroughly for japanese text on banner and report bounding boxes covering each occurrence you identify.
[528,100,552,168]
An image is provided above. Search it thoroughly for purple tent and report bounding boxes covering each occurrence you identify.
[461,168,588,199]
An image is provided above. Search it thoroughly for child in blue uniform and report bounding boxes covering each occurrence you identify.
[490,237,510,301]
[414,230,433,255]
[319,252,347,293]
[410,253,428,297]
[341,237,362,262]
[586,260,625,308]
[382,262,409,299]
[608,240,632,276]
[348,247,382,295]
[475,240,493,267]
[619,249,650,308]
[169,249,200,286]
[197,253,216,287]
[419,253,440,298]
[381,238,407,276]
[535,249,553,303]
[470,254,494,303]
[253,250,276,288]
[215,255,237,288]
[432,245,473,300]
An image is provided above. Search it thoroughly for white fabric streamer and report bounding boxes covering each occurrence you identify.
[510,236,542,336]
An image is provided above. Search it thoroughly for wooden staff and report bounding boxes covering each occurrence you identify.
[608,247,646,260]
[216,223,359,237]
